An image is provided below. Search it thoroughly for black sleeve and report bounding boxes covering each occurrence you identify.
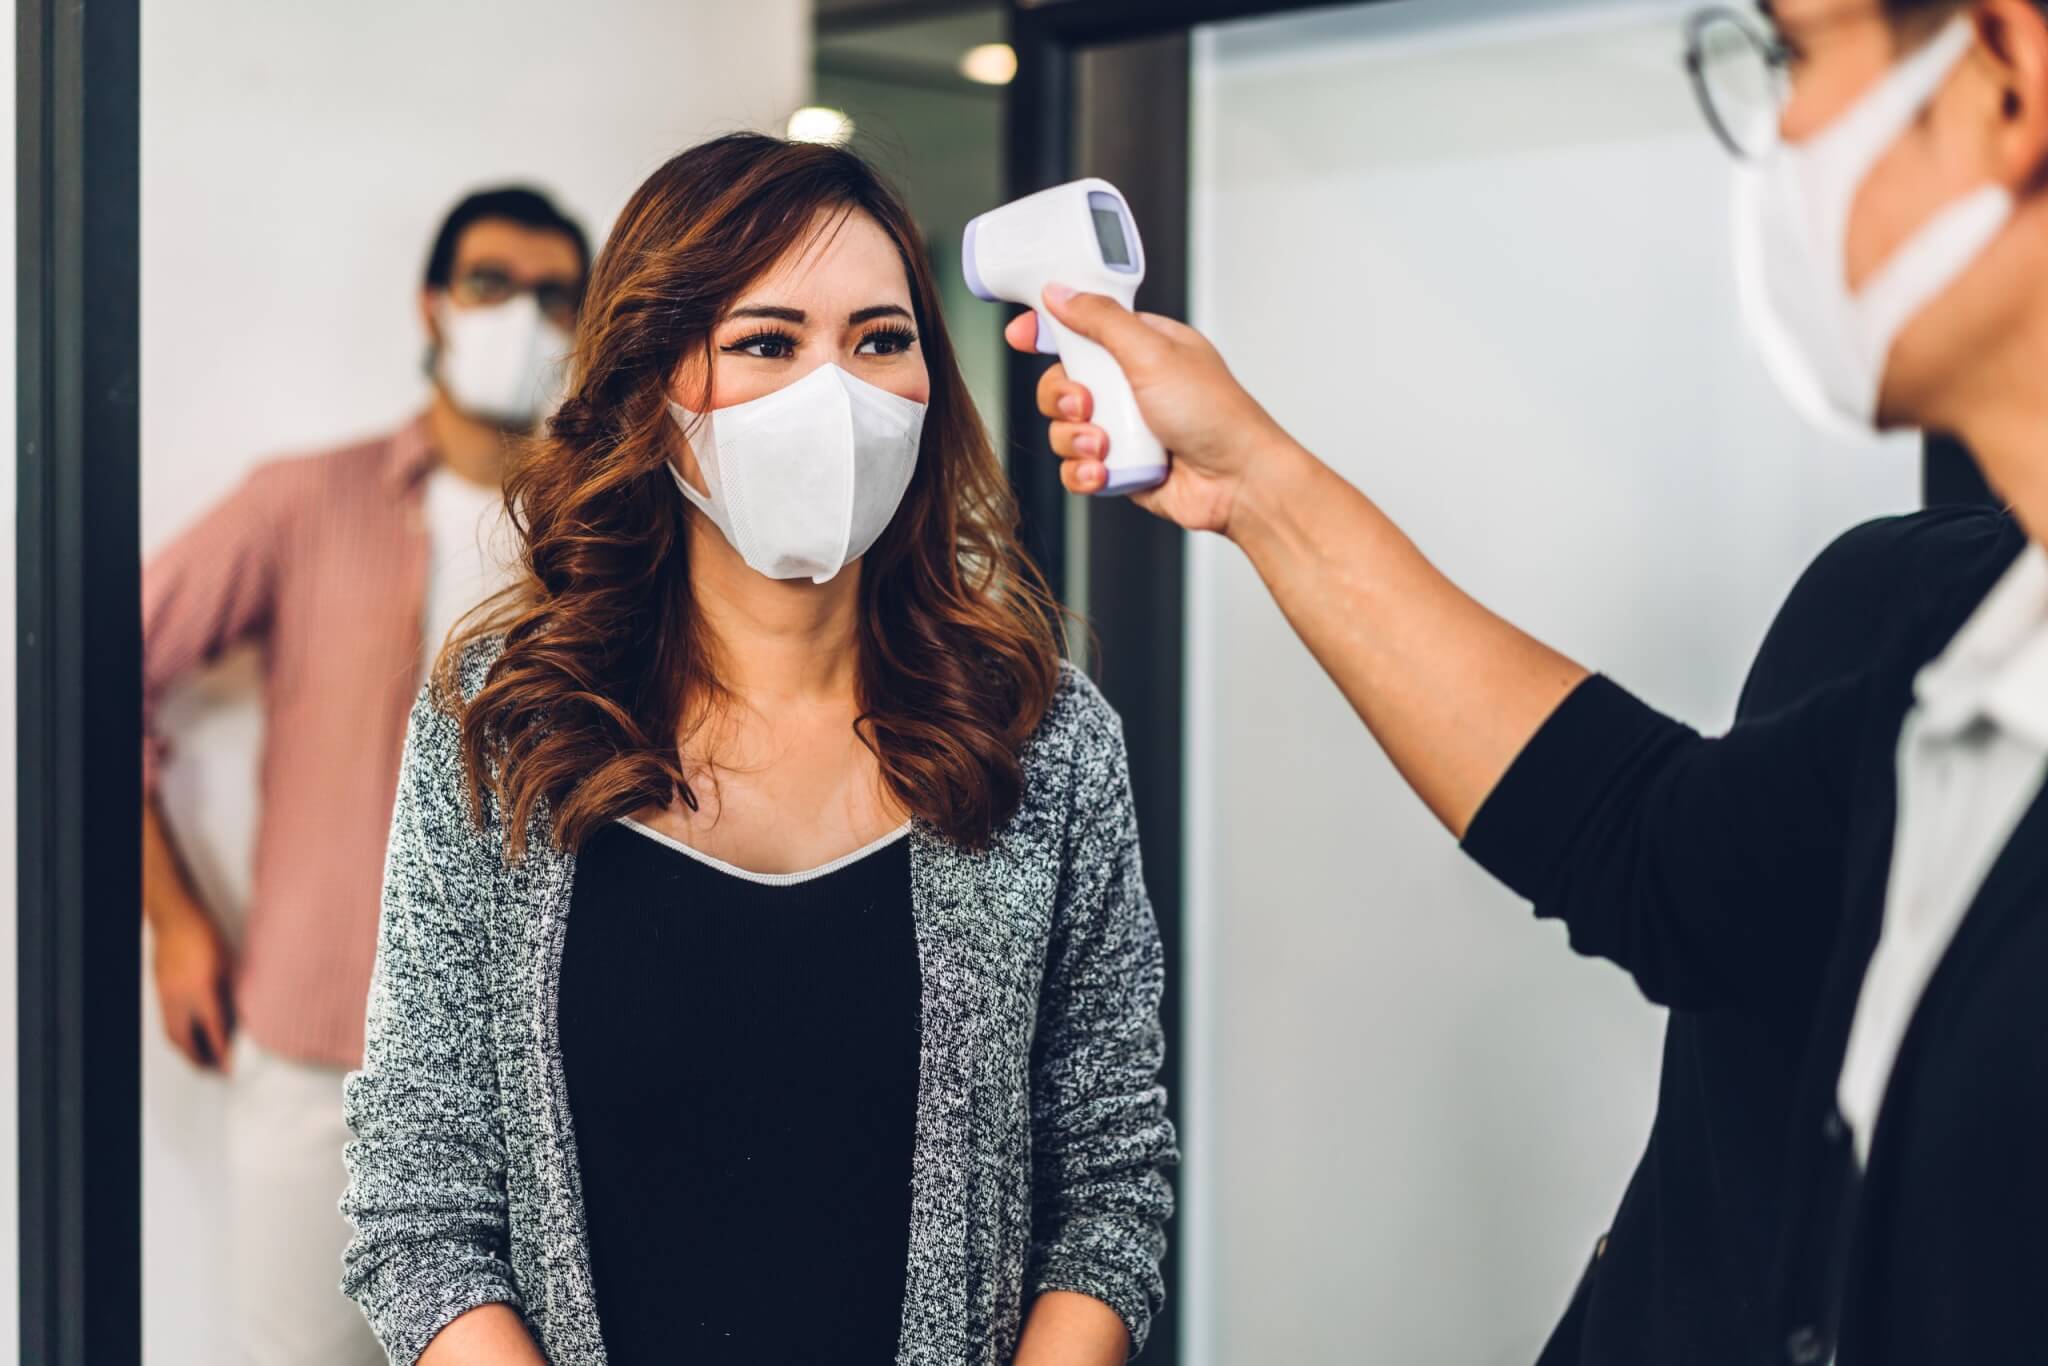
[1461,668,1881,1011]
[1462,505,2021,1013]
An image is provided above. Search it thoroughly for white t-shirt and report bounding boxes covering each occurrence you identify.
[420,464,519,686]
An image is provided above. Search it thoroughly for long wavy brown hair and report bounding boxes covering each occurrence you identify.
[439,133,1062,857]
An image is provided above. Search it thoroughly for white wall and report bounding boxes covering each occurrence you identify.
[1184,2,1917,1362]
[139,4,808,1359]
[0,5,20,1354]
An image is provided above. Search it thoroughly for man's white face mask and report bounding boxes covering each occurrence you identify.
[433,293,573,429]
[1733,15,2013,434]
[668,363,927,585]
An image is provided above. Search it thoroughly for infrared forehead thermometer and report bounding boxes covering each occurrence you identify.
[962,179,1168,495]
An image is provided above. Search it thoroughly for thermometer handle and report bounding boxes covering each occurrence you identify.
[1044,316,1169,495]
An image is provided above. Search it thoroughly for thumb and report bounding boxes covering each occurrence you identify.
[1041,286,1166,372]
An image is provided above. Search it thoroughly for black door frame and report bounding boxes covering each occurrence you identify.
[1000,6,1366,1360]
[17,0,144,1363]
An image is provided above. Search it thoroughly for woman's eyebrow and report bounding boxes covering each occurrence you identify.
[724,303,912,325]
[727,304,806,323]
[849,304,913,325]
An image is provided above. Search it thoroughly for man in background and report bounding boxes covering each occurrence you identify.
[140,186,587,1365]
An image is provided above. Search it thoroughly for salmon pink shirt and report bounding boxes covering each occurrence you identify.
[142,416,465,1069]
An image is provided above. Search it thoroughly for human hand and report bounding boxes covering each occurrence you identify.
[152,908,234,1072]
[1006,286,1299,537]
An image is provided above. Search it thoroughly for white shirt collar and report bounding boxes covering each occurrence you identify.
[1914,542,2048,750]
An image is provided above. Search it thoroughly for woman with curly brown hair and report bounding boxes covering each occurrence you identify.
[339,133,1175,1366]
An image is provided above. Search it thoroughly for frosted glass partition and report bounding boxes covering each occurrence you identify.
[1184,2,1916,1362]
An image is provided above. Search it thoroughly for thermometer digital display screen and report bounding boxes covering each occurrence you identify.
[1091,207,1132,267]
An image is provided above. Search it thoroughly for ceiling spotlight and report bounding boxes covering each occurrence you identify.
[786,106,855,146]
[959,43,1018,86]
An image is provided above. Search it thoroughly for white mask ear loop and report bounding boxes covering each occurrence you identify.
[1856,184,2015,347]
[667,400,737,549]
[667,402,714,501]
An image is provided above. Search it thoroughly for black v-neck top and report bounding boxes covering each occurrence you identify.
[558,818,922,1366]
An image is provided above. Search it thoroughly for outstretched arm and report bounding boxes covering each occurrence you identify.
[1008,293,1585,838]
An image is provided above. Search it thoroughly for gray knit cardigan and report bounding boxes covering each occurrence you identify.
[340,639,1176,1365]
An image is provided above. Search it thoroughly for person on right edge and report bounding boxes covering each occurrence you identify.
[1010,0,2048,1361]
[1536,499,2019,1366]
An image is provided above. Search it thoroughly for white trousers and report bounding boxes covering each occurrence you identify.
[224,1040,386,1366]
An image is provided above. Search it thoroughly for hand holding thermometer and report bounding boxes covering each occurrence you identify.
[962,179,1169,495]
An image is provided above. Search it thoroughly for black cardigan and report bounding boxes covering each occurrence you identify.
[1532,507,2020,1366]
[1467,506,2039,1365]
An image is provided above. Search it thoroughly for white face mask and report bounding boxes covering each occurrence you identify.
[1732,15,2012,433]
[432,293,573,429]
[668,363,927,585]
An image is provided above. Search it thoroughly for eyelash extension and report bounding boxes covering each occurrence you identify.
[860,325,920,352]
[719,324,920,357]
[721,328,801,355]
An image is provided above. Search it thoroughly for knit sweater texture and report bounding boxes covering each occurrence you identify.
[340,639,1177,1364]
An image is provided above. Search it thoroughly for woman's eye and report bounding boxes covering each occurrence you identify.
[856,328,919,357]
[722,331,799,360]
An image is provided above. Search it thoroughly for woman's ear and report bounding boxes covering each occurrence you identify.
[665,346,716,413]
[1977,0,2048,189]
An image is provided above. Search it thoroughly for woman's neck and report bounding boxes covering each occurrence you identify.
[685,514,862,704]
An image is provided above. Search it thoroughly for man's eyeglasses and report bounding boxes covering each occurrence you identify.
[449,265,582,330]
[1684,6,1795,160]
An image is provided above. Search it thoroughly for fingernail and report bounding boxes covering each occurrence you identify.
[1058,394,1083,420]
[1075,433,1102,457]
[1087,463,1106,487]
[1044,283,1076,306]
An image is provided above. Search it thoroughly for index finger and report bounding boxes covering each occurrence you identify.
[1037,365,1091,423]
[1004,311,1039,354]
